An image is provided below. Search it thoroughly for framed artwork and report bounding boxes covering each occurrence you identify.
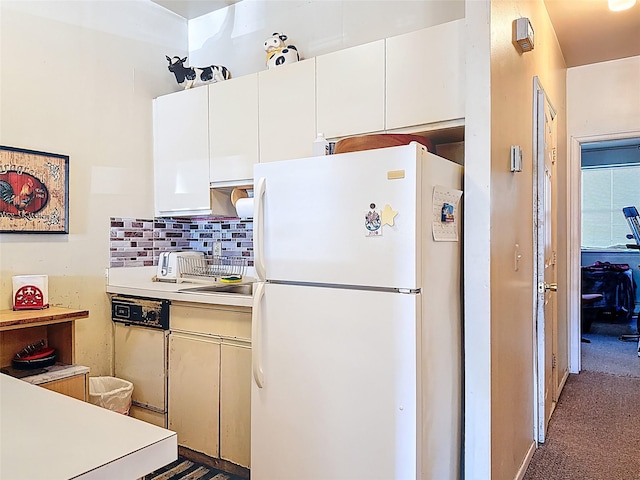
[0,146,69,233]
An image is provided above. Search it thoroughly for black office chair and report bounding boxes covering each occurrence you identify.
[620,206,640,351]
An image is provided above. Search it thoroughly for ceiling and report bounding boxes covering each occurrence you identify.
[151,0,640,67]
[150,0,240,20]
[543,0,640,67]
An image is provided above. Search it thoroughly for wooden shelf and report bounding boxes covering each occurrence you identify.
[0,307,90,401]
[0,306,89,330]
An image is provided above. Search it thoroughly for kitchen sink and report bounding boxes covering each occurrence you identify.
[178,283,254,296]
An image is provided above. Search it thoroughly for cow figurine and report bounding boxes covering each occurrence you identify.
[166,56,231,89]
[264,32,300,69]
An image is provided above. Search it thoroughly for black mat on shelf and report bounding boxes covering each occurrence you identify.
[0,366,47,378]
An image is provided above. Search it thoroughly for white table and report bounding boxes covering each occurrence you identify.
[0,373,177,479]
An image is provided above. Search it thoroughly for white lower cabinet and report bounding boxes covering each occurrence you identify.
[168,303,252,468]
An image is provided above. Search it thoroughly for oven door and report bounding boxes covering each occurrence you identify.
[114,323,167,426]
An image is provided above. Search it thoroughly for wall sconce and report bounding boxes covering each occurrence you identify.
[513,17,534,53]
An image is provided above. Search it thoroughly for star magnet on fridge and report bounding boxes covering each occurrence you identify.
[381,204,398,227]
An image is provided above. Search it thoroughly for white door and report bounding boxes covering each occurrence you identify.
[114,324,166,412]
[534,78,558,443]
[254,143,425,289]
[251,283,418,480]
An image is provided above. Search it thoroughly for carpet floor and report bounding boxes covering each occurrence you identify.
[144,457,247,480]
[581,319,640,377]
[524,318,640,479]
[524,370,640,479]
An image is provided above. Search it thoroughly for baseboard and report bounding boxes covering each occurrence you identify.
[514,440,537,480]
[558,369,570,397]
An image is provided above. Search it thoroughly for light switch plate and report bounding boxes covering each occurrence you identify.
[511,145,523,172]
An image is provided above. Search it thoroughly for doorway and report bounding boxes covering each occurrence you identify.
[567,132,640,375]
[578,137,640,376]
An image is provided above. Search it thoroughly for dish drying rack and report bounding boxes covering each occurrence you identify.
[177,255,247,283]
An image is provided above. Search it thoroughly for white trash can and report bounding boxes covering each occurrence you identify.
[88,376,134,415]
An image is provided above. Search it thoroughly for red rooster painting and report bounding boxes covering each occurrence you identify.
[0,172,48,216]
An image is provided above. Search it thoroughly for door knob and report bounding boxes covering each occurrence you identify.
[544,282,558,292]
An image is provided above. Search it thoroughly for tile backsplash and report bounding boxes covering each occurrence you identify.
[109,216,253,268]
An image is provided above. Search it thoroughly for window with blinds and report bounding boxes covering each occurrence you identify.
[581,165,640,249]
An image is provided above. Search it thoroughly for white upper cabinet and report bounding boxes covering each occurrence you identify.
[209,74,259,185]
[386,19,465,130]
[316,40,385,140]
[153,21,466,214]
[259,59,316,163]
[153,87,211,216]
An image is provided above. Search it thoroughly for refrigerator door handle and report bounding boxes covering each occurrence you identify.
[254,177,267,282]
[252,281,265,388]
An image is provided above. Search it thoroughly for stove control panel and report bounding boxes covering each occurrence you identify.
[111,295,169,330]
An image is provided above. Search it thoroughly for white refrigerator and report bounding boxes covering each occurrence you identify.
[251,142,463,480]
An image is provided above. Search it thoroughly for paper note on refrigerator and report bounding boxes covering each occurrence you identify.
[432,185,463,241]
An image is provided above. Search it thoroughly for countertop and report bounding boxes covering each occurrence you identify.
[17,363,90,385]
[106,266,254,308]
[0,306,89,330]
[0,372,177,479]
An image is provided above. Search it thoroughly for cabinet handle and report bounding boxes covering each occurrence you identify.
[252,282,265,388]
[254,177,267,282]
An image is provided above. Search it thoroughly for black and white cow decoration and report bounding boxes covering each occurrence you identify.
[264,33,300,69]
[166,56,231,89]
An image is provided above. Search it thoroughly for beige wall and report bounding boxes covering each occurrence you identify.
[567,56,640,138]
[489,1,567,479]
[0,1,186,375]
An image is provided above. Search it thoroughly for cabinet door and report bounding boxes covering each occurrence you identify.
[168,332,221,458]
[114,324,166,412]
[220,342,252,468]
[386,19,465,130]
[153,87,210,216]
[40,374,87,402]
[209,74,259,184]
[259,59,316,163]
[316,40,385,139]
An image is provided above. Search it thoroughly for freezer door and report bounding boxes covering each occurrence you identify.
[254,143,423,289]
[251,283,418,479]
